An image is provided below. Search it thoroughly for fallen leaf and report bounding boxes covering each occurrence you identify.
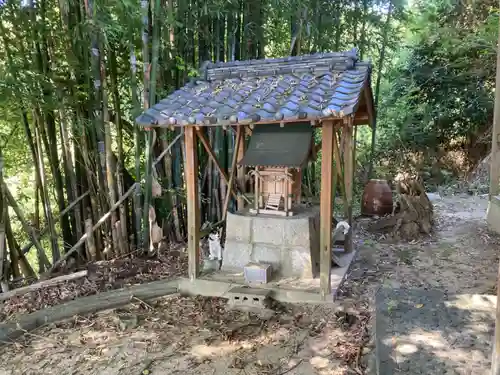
[415,303,424,308]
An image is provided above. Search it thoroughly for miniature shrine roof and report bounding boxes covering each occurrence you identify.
[135,48,373,128]
[239,122,312,168]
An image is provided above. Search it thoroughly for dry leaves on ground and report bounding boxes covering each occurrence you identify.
[0,248,187,321]
[0,295,370,375]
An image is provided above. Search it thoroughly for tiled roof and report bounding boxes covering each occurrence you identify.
[136,48,372,127]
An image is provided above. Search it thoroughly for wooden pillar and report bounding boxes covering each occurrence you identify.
[343,119,354,252]
[184,126,200,280]
[236,126,246,211]
[284,168,289,215]
[320,120,334,300]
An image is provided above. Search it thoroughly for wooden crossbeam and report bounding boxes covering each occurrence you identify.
[196,129,251,205]
[223,126,243,220]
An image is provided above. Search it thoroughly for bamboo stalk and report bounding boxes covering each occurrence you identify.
[116,174,129,254]
[21,192,90,255]
[115,221,125,256]
[109,51,126,248]
[50,183,138,273]
[34,114,60,262]
[0,154,6,292]
[6,216,35,279]
[141,0,154,250]
[153,131,184,167]
[130,38,142,248]
[3,184,51,269]
[85,218,96,261]
[59,113,83,242]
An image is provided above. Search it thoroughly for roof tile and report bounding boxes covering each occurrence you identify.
[136,49,373,127]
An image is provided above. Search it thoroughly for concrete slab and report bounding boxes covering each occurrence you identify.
[374,288,495,374]
[178,250,357,304]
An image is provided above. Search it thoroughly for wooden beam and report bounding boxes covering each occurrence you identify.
[320,120,334,300]
[196,129,251,205]
[354,113,370,125]
[363,81,376,129]
[236,127,246,211]
[0,279,178,344]
[223,126,243,220]
[184,126,200,280]
[0,270,88,302]
[138,118,326,130]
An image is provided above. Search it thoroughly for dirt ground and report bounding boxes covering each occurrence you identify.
[0,194,498,375]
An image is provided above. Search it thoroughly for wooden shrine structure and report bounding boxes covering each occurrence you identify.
[241,122,314,217]
[136,49,376,300]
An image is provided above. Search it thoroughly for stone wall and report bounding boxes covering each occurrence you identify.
[222,207,320,279]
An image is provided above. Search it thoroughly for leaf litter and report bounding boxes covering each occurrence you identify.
[0,245,188,322]
[0,295,369,375]
[2,194,495,374]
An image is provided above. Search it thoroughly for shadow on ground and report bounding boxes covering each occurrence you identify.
[375,288,495,375]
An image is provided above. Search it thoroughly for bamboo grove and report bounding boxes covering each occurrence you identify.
[0,0,400,285]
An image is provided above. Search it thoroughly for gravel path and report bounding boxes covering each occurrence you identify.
[342,194,499,374]
[375,289,495,374]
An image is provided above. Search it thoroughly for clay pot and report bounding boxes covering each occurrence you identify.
[361,179,393,216]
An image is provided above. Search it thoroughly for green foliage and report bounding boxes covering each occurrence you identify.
[376,0,498,173]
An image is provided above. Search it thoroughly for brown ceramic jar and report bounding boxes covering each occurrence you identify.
[361,179,393,216]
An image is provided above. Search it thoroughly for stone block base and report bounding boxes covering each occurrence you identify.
[222,206,320,278]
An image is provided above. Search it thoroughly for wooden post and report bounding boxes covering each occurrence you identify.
[343,119,354,252]
[284,168,289,215]
[295,169,302,204]
[320,120,334,300]
[184,126,200,280]
[237,126,246,211]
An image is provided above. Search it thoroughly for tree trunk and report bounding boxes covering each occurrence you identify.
[368,0,393,180]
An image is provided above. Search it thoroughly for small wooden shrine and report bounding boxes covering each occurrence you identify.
[240,122,313,216]
[135,48,376,300]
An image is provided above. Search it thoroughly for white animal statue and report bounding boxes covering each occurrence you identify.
[208,231,223,261]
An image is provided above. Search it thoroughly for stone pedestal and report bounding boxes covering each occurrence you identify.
[222,206,320,278]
